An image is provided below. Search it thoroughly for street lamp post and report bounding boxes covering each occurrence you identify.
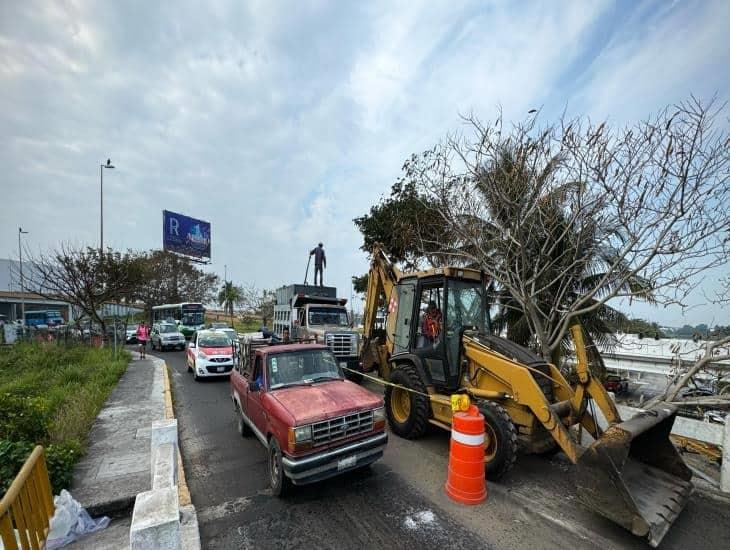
[18,227,28,326]
[100,159,115,250]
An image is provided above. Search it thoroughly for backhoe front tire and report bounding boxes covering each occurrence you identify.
[478,401,518,481]
[385,364,430,439]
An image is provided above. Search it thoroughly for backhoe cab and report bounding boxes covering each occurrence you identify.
[360,244,692,547]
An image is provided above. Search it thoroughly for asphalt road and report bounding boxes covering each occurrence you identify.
[158,348,730,550]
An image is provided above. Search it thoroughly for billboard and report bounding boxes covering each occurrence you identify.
[162,210,211,260]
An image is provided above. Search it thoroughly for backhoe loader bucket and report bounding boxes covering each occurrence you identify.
[576,404,692,547]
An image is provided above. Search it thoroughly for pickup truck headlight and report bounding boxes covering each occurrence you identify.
[293,425,312,442]
[288,425,313,453]
[373,406,386,430]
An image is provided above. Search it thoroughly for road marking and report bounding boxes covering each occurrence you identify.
[197,497,251,523]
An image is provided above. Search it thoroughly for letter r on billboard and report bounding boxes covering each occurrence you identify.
[169,217,179,236]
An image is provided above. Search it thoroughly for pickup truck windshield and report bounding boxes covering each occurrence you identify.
[268,349,343,389]
[307,307,349,326]
[159,325,178,333]
[198,335,231,348]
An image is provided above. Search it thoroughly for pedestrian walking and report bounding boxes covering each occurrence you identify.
[137,321,150,359]
[309,242,327,287]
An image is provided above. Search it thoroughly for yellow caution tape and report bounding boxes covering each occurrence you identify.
[339,364,432,398]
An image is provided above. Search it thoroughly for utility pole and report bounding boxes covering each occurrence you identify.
[18,227,28,327]
[100,159,115,251]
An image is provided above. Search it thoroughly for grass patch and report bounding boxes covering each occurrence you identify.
[0,342,129,493]
[205,315,262,333]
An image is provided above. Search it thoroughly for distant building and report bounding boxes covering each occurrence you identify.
[0,258,73,322]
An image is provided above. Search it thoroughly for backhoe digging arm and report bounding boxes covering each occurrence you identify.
[361,244,402,373]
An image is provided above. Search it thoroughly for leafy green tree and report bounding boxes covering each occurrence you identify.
[354,180,445,271]
[135,250,219,313]
[218,281,243,322]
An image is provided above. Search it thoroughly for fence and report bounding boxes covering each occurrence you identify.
[0,446,55,550]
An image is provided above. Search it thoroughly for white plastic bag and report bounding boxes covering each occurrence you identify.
[45,490,110,549]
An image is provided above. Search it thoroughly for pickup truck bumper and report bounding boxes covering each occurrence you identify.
[282,431,387,485]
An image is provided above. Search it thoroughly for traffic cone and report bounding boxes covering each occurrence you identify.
[445,404,486,504]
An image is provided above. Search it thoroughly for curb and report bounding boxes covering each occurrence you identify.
[161,361,193,507]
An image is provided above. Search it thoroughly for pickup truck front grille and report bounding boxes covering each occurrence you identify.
[325,334,355,357]
[311,410,374,446]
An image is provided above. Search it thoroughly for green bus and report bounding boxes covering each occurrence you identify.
[151,302,206,339]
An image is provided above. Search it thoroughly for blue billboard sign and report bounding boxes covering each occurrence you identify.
[162,210,211,260]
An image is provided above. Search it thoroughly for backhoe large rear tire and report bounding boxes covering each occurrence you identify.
[385,364,430,439]
[478,401,518,481]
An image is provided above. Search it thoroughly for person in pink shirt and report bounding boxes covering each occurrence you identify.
[136,322,150,358]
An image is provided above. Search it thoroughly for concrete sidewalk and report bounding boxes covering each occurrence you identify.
[70,354,165,516]
[66,352,199,549]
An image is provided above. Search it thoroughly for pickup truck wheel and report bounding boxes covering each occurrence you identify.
[268,438,290,496]
[237,405,251,437]
[477,401,518,481]
[385,364,430,439]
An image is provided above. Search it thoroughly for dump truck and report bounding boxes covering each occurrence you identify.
[273,284,362,381]
[360,244,692,547]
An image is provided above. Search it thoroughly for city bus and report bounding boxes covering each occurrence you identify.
[24,310,65,328]
[151,302,206,339]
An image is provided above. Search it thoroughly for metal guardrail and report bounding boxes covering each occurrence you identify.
[0,446,55,550]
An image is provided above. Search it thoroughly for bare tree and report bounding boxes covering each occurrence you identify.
[402,97,730,361]
[645,335,730,407]
[241,284,276,327]
[20,245,146,339]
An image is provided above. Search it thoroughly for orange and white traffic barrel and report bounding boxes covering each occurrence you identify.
[445,404,486,504]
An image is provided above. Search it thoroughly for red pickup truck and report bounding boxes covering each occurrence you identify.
[230,337,387,495]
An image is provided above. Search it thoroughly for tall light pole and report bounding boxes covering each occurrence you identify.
[18,227,28,326]
[100,159,115,250]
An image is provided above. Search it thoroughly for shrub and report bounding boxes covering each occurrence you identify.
[0,343,129,494]
[0,440,80,494]
[0,393,49,442]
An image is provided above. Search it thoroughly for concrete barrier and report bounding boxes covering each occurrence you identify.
[130,486,180,549]
[151,419,179,485]
[130,419,199,550]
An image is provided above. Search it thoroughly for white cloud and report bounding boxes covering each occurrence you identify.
[0,0,727,324]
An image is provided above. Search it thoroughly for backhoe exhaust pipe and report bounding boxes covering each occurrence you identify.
[576,404,692,548]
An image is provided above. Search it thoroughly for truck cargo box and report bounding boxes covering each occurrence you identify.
[276,284,337,305]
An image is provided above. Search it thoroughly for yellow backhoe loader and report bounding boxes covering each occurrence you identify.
[360,244,692,547]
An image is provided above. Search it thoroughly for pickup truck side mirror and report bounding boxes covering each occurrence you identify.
[248,381,260,392]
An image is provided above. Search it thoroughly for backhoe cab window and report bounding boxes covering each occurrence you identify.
[416,287,443,349]
[445,281,486,366]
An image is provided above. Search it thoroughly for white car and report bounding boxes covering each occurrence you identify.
[151,323,186,351]
[186,330,235,381]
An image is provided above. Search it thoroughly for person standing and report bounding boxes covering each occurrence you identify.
[137,321,150,359]
[310,242,326,287]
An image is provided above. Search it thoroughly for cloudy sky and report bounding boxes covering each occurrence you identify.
[1,0,728,325]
